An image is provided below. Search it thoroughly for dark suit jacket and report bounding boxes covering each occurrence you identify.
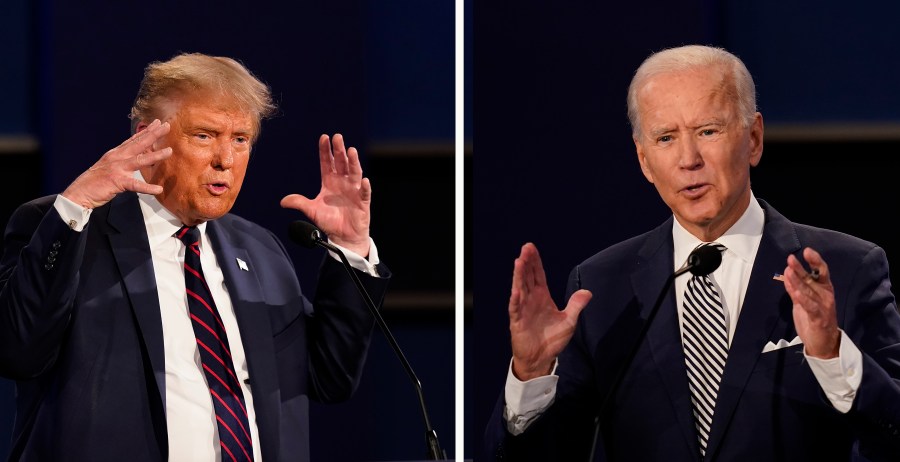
[0,193,390,461]
[485,200,900,461]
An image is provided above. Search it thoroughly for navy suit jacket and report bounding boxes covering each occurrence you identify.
[486,200,900,461]
[0,193,390,461]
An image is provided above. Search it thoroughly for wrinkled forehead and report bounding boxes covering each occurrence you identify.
[637,67,736,114]
[154,88,259,134]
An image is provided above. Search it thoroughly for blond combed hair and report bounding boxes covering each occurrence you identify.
[129,52,277,141]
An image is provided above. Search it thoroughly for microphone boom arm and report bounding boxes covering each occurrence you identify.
[308,229,446,460]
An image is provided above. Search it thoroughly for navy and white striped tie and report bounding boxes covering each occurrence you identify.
[681,243,728,458]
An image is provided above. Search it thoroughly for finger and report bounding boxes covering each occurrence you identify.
[802,247,830,282]
[133,147,172,168]
[332,133,350,175]
[347,146,363,179]
[360,177,372,202]
[131,120,170,154]
[128,178,164,195]
[121,119,161,147]
[509,276,523,320]
[520,243,541,291]
[514,246,533,294]
[529,244,548,288]
[784,266,822,313]
[318,134,334,178]
[564,289,593,318]
[280,193,313,214]
[785,253,814,283]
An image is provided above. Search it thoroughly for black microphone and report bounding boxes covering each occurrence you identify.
[588,243,724,461]
[288,220,447,460]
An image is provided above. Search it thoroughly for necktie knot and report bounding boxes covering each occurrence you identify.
[177,226,201,248]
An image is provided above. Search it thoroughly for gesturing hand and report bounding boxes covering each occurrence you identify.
[783,247,841,359]
[509,243,592,381]
[61,120,172,209]
[280,134,371,257]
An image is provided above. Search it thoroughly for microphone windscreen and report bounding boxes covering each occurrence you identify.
[688,244,724,276]
[288,220,321,248]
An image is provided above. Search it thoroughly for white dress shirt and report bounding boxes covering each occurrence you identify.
[504,193,863,435]
[54,189,381,461]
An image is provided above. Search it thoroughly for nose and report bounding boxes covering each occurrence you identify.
[677,136,703,170]
[212,141,234,170]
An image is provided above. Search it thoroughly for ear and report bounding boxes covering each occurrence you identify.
[634,136,655,183]
[135,120,150,134]
[748,112,764,167]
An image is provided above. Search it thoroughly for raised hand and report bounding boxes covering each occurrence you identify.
[509,243,592,381]
[280,134,371,257]
[61,120,172,209]
[783,247,840,359]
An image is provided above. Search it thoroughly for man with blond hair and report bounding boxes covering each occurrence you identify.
[0,53,389,461]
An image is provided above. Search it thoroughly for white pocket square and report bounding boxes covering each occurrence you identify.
[762,336,802,353]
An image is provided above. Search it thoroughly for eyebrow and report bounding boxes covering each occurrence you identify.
[688,118,726,130]
[648,127,675,138]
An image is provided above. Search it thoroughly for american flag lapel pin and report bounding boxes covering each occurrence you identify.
[236,258,249,272]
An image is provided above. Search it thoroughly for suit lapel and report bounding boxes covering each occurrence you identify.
[105,193,167,408]
[207,220,281,462]
[631,221,701,455]
[704,202,801,460]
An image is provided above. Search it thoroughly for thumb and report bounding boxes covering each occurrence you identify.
[280,194,313,213]
[564,289,593,320]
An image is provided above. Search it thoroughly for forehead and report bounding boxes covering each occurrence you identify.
[161,90,257,133]
[637,66,734,117]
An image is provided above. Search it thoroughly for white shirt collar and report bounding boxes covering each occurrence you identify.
[134,171,208,246]
[672,192,764,270]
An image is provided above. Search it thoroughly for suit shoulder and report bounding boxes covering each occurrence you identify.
[213,213,283,248]
[794,222,880,254]
[576,229,657,272]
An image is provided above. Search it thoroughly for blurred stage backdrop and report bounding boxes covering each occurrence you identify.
[474,0,900,459]
[0,1,462,460]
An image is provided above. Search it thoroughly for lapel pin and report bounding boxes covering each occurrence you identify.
[236,258,249,272]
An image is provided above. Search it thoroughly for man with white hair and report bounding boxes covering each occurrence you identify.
[484,45,900,461]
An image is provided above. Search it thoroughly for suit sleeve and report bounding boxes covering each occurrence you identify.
[0,198,87,379]
[840,246,900,460]
[304,248,391,403]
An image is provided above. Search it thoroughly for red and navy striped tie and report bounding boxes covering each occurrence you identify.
[177,226,254,462]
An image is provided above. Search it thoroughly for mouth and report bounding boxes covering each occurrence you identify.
[205,181,231,196]
[681,183,709,198]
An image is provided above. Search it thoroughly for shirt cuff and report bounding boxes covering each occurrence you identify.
[54,195,93,232]
[327,237,381,277]
[503,358,559,435]
[804,329,862,413]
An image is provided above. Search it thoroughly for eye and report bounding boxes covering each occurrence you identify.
[195,133,211,141]
[234,136,249,144]
[657,135,672,143]
[700,128,717,136]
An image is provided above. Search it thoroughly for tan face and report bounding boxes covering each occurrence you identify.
[138,91,255,226]
[633,66,763,241]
